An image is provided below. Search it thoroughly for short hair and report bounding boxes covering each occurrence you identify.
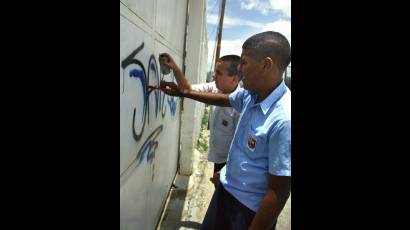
[242,31,291,73]
[217,55,240,77]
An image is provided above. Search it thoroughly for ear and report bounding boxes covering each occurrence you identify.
[263,57,274,70]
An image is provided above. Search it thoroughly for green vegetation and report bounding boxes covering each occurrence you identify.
[197,108,209,153]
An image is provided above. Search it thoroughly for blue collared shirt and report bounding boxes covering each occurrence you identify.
[220,80,291,212]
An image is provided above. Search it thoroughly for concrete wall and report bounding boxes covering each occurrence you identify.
[179,0,208,176]
[120,0,207,229]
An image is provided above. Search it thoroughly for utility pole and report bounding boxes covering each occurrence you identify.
[215,0,226,66]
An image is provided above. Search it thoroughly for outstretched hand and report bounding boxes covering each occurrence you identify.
[160,81,185,97]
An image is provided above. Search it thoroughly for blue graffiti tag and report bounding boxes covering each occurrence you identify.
[148,55,160,121]
[120,125,163,179]
[167,96,177,116]
[136,125,162,166]
[120,42,179,179]
[129,68,147,124]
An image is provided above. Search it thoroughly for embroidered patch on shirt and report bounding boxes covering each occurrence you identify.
[247,135,256,151]
[222,119,228,127]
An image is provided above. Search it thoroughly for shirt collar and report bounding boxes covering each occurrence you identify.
[252,81,287,115]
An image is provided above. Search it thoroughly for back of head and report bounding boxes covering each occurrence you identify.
[242,31,291,74]
[219,55,241,78]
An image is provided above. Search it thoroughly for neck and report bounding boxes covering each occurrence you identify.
[221,85,237,94]
[255,79,282,103]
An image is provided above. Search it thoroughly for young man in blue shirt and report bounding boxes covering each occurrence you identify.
[161,31,291,230]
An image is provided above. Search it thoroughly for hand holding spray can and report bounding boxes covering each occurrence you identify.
[159,54,171,75]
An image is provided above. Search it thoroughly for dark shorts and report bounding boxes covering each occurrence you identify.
[201,184,277,230]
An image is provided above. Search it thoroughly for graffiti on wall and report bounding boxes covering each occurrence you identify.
[120,42,178,181]
[168,97,177,116]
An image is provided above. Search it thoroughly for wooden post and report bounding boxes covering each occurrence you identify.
[215,0,226,66]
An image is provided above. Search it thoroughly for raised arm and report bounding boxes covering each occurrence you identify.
[159,53,191,91]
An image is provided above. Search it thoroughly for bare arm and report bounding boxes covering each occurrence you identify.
[184,90,231,107]
[248,175,291,230]
[160,81,231,107]
[159,53,191,91]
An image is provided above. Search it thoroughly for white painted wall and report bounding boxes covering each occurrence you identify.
[179,0,208,176]
[120,0,207,229]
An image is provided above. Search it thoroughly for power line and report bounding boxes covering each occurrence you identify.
[208,0,222,74]
[207,0,220,41]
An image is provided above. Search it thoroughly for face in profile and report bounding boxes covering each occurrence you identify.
[238,52,264,91]
[213,61,238,93]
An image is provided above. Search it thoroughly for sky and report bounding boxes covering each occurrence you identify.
[206,0,291,70]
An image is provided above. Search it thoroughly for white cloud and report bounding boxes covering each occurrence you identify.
[262,19,291,44]
[207,14,218,24]
[207,14,264,28]
[206,20,291,70]
[239,0,291,17]
[240,2,255,10]
[240,0,272,15]
[207,39,244,70]
[220,39,244,57]
[207,14,290,44]
[269,0,291,17]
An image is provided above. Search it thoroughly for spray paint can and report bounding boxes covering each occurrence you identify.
[159,54,171,75]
